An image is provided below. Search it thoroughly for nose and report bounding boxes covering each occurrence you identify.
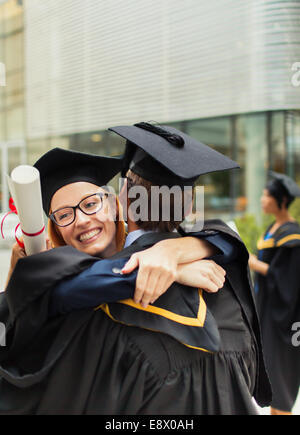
[74,208,92,226]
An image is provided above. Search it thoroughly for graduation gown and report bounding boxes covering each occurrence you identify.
[0,220,271,414]
[256,221,300,412]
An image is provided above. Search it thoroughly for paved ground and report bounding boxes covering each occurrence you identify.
[256,391,300,415]
[0,247,299,414]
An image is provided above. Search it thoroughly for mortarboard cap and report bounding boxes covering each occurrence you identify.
[34,147,123,214]
[268,171,300,198]
[109,122,239,186]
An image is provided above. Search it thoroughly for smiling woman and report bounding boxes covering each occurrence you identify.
[32,147,125,258]
[50,182,120,258]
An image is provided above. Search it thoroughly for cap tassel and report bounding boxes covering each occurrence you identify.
[134,122,184,148]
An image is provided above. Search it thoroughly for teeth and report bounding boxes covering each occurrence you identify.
[79,229,101,242]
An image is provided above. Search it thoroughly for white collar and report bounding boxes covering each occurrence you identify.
[124,229,149,248]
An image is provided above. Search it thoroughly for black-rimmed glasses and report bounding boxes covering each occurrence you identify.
[49,192,109,227]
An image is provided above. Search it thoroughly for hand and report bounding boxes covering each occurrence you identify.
[44,237,53,252]
[9,241,26,271]
[176,259,226,293]
[122,244,178,308]
[248,254,258,270]
[5,237,53,290]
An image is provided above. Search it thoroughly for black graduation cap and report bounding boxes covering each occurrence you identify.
[108,122,239,186]
[34,147,123,214]
[268,171,300,198]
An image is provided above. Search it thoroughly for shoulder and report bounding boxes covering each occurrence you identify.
[180,219,241,240]
[274,221,300,248]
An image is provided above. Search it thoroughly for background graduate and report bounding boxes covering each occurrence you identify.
[0,146,235,414]
[249,171,300,415]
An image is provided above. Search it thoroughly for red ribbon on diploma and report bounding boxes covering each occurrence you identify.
[1,197,45,249]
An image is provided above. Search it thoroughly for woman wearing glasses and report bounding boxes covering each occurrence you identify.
[6,147,227,308]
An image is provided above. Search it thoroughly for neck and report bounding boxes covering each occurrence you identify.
[127,217,141,234]
[273,208,293,226]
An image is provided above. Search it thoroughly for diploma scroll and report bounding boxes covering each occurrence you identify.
[7,165,47,256]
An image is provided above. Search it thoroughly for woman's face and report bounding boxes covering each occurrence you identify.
[50,182,117,257]
[260,189,280,214]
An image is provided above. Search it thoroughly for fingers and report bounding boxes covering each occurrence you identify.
[134,264,176,308]
[10,241,26,270]
[122,254,139,274]
[134,264,150,306]
[149,273,175,304]
[202,261,226,293]
[140,270,160,308]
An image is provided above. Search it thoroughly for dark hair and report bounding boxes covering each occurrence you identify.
[266,179,295,209]
[126,170,193,232]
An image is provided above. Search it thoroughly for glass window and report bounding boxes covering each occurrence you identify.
[236,113,267,220]
[285,111,300,221]
[270,111,286,173]
[186,117,233,220]
[286,111,300,183]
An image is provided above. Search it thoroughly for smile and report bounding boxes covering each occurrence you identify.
[79,228,102,243]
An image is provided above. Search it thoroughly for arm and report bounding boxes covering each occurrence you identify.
[49,257,137,317]
[50,254,226,317]
[121,232,235,306]
[5,239,52,290]
[49,235,228,316]
[50,232,232,316]
[4,242,26,289]
[176,259,226,292]
[248,254,269,276]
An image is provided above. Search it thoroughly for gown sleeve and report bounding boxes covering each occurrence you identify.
[266,245,300,338]
[202,233,238,263]
[49,257,136,317]
[49,231,238,317]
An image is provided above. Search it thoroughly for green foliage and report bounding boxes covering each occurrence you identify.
[290,198,300,224]
[234,198,300,254]
[234,215,265,254]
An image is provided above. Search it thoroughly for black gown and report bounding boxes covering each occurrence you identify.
[256,221,300,412]
[0,220,271,415]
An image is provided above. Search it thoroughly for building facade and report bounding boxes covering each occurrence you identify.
[0,0,300,220]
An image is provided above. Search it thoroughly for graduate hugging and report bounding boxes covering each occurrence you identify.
[0,122,271,415]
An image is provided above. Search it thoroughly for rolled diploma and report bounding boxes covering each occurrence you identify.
[7,165,47,255]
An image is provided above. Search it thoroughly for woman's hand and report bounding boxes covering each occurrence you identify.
[122,244,178,308]
[121,243,225,307]
[5,237,52,289]
[176,259,226,292]
[248,253,269,276]
[9,241,26,271]
[4,242,26,289]
[248,253,258,270]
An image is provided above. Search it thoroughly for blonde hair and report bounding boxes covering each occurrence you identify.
[48,195,126,253]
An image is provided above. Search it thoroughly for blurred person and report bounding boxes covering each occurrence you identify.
[0,147,237,414]
[249,171,300,415]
